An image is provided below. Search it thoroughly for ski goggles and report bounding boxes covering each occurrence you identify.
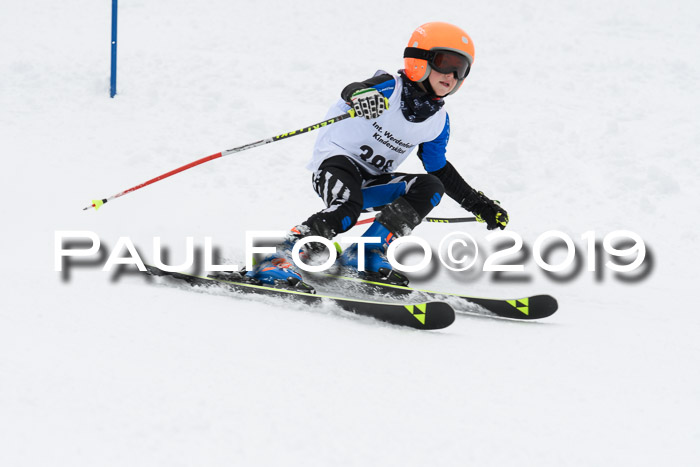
[404,48,472,79]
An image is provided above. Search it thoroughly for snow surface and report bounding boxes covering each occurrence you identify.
[2,0,700,465]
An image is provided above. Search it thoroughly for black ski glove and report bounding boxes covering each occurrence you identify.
[461,190,509,230]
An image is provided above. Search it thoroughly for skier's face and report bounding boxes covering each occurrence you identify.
[428,69,457,97]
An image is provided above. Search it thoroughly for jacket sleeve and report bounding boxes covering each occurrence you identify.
[427,161,477,206]
[417,114,476,205]
[341,73,396,102]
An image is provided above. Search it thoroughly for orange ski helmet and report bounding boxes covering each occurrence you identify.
[403,22,475,96]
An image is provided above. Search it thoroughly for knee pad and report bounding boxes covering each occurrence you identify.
[375,197,422,237]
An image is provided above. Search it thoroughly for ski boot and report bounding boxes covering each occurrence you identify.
[243,224,328,293]
[338,221,409,286]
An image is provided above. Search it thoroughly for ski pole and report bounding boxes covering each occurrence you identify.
[355,216,476,226]
[83,110,356,211]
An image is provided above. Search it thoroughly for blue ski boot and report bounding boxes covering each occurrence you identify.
[338,221,409,286]
[244,226,315,293]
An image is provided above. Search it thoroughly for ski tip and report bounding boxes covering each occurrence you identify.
[526,294,558,312]
[541,294,559,315]
[520,294,559,319]
[405,302,455,330]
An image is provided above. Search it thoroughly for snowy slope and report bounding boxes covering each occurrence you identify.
[2,0,699,466]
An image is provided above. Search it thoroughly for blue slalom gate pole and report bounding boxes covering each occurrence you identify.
[110,0,118,98]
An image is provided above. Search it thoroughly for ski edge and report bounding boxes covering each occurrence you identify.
[144,265,456,330]
[314,273,559,320]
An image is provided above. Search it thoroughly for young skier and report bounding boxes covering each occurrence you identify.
[245,21,508,288]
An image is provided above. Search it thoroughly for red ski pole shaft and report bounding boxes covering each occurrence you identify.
[83,110,355,211]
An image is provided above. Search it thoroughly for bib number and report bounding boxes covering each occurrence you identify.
[359,145,394,172]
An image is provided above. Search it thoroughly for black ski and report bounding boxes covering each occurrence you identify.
[144,265,455,330]
[309,274,558,320]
